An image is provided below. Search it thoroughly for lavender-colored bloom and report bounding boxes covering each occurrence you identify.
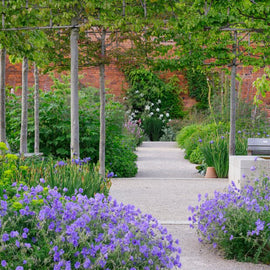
[107,172,114,178]
[74,262,80,269]
[250,166,256,171]
[210,140,214,144]
[40,178,45,183]
[198,138,202,143]
[10,231,19,238]
[1,260,7,267]
[24,243,31,249]
[15,267,23,270]
[2,233,9,242]
[57,160,66,166]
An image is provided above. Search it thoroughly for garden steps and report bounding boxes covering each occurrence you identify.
[110,141,267,270]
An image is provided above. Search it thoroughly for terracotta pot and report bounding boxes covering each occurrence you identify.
[205,166,217,178]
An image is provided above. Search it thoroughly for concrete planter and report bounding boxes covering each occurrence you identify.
[229,155,270,189]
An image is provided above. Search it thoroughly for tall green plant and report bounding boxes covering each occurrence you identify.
[6,75,138,177]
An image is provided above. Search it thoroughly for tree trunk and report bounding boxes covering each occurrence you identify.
[0,48,6,144]
[99,28,106,178]
[20,56,28,154]
[0,0,6,145]
[229,31,237,156]
[34,62,39,154]
[70,17,80,158]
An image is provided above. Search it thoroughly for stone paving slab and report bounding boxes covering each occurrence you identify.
[109,142,269,270]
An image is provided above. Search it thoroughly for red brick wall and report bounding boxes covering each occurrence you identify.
[5,55,270,113]
[6,56,128,98]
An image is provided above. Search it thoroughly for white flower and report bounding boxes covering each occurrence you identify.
[158,99,161,104]
[166,113,170,117]
[169,119,171,122]
[150,112,154,116]
[135,110,138,113]
[159,114,163,118]
[135,90,139,94]
[156,108,160,112]
[145,105,150,111]
[140,93,144,97]
[151,103,154,106]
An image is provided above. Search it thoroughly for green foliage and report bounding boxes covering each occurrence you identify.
[143,117,164,141]
[176,119,270,177]
[23,157,111,198]
[0,142,110,199]
[185,69,208,109]
[253,67,270,106]
[126,68,184,121]
[176,124,199,148]
[125,68,184,141]
[105,136,138,178]
[200,136,229,178]
[6,74,138,177]
[189,146,204,164]
[160,126,176,141]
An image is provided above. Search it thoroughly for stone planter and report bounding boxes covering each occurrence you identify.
[229,155,270,189]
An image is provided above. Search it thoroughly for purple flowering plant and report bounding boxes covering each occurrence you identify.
[189,177,270,264]
[0,147,111,199]
[0,183,181,269]
[123,121,144,147]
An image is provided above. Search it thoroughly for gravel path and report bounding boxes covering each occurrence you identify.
[109,142,268,270]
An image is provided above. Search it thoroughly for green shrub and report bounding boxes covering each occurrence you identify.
[143,117,164,141]
[189,146,204,164]
[176,124,200,148]
[105,136,138,177]
[160,126,176,141]
[6,74,137,177]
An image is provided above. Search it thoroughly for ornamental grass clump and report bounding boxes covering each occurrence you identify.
[189,177,270,264]
[200,136,229,178]
[0,183,181,269]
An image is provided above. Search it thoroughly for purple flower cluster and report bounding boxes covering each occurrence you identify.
[1,183,181,269]
[188,179,270,263]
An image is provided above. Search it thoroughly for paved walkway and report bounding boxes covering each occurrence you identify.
[109,142,268,270]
